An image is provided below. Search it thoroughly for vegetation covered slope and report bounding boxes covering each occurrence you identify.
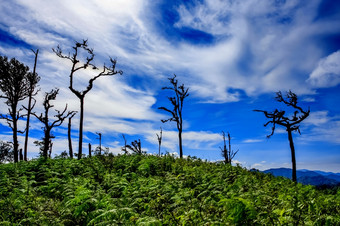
[0,154,339,225]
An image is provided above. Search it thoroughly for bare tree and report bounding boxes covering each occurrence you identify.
[32,89,76,158]
[156,127,163,156]
[125,139,144,155]
[158,74,189,158]
[121,134,128,154]
[0,56,32,162]
[254,90,310,182]
[53,40,123,159]
[220,131,238,165]
[67,112,77,159]
[23,49,41,161]
[96,132,102,155]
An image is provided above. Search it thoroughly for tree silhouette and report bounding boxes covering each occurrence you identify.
[158,74,189,158]
[220,131,238,165]
[121,134,128,154]
[125,139,145,155]
[53,40,123,159]
[0,56,32,162]
[254,91,310,182]
[67,112,76,159]
[32,89,76,158]
[156,127,163,156]
[96,132,102,155]
[23,49,40,161]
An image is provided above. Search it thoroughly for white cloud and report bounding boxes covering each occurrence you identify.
[243,139,263,143]
[304,111,331,126]
[307,50,340,88]
[1,0,337,104]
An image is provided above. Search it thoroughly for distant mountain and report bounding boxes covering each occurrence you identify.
[263,168,340,187]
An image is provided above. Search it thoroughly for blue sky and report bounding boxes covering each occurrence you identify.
[0,0,340,172]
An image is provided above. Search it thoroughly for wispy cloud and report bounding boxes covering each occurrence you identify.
[307,50,340,88]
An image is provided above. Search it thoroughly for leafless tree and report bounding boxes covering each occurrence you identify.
[156,127,163,156]
[96,132,102,155]
[121,134,128,154]
[158,74,189,158]
[32,89,76,158]
[23,49,40,161]
[53,40,122,159]
[125,139,145,155]
[220,131,238,165]
[67,112,77,159]
[0,56,32,162]
[254,90,310,182]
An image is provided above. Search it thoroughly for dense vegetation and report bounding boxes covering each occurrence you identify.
[1,154,339,225]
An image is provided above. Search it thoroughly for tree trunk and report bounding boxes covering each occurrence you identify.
[12,109,19,163]
[178,129,183,158]
[68,117,73,159]
[43,129,50,159]
[228,133,231,165]
[88,143,92,157]
[24,50,38,161]
[23,96,32,161]
[287,128,297,183]
[78,97,84,160]
[19,149,23,161]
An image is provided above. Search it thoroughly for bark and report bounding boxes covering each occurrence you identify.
[178,129,183,158]
[24,50,39,161]
[78,97,84,159]
[68,117,73,159]
[287,128,297,182]
[12,107,19,163]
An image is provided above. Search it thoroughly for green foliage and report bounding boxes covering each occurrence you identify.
[0,154,339,225]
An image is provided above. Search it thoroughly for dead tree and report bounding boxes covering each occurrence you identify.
[23,49,40,161]
[220,131,238,165]
[156,127,163,156]
[158,74,189,158]
[53,40,123,159]
[32,89,76,158]
[96,132,102,155]
[121,134,128,154]
[67,112,77,159]
[88,143,92,157]
[254,91,310,182]
[0,56,32,162]
[125,139,145,155]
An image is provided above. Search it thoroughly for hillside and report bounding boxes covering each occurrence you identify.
[263,168,340,187]
[1,154,339,225]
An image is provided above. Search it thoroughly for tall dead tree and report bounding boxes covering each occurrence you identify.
[96,132,102,155]
[23,49,40,161]
[121,134,128,154]
[254,91,310,182]
[32,89,76,158]
[158,74,189,158]
[220,131,238,165]
[53,40,122,159]
[156,127,163,156]
[67,112,76,159]
[0,56,32,162]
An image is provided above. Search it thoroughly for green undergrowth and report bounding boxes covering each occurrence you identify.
[0,154,339,225]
